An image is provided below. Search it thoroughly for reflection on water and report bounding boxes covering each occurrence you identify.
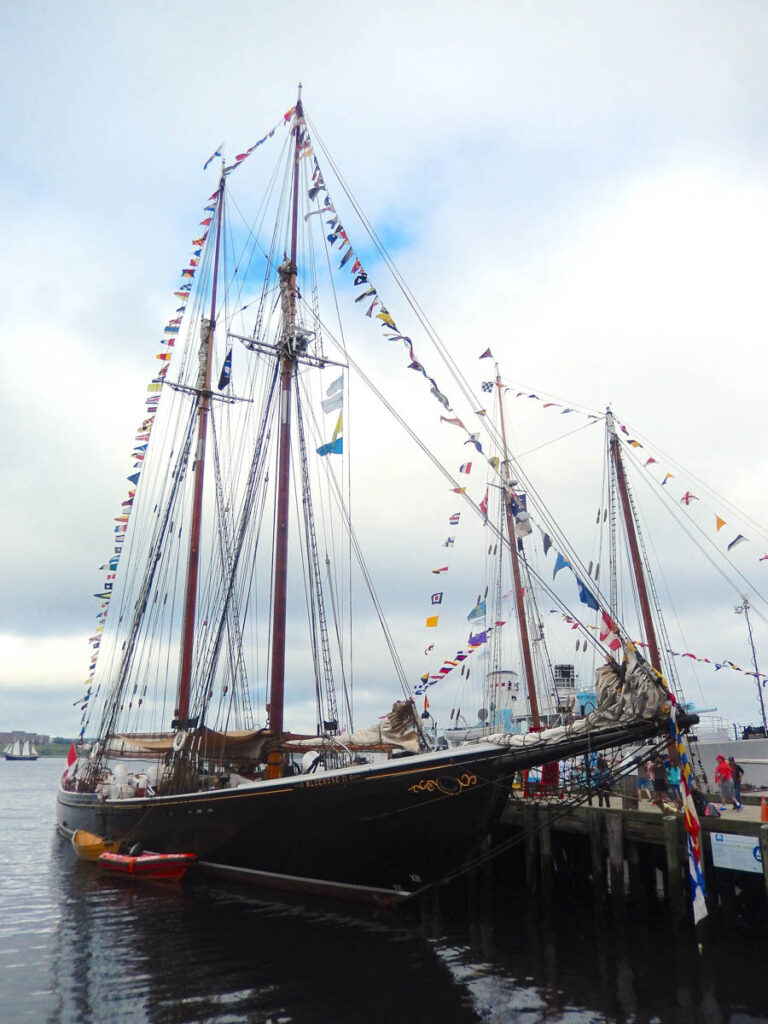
[1,759,767,1023]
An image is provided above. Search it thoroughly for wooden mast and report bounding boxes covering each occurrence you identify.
[175,172,225,727]
[266,91,304,779]
[495,370,540,729]
[606,409,662,673]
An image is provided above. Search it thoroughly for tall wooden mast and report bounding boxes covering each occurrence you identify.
[266,91,304,778]
[175,173,225,727]
[606,409,662,673]
[495,371,540,729]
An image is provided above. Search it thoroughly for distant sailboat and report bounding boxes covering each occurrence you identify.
[5,739,39,761]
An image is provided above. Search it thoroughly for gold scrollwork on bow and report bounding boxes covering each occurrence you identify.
[408,772,478,796]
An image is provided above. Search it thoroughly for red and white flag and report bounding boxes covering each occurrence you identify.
[599,612,621,651]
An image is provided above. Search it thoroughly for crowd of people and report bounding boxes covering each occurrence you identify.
[635,751,745,813]
[634,752,683,810]
[515,750,746,814]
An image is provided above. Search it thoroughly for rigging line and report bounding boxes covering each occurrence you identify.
[497,376,604,420]
[294,385,339,731]
[301,286,608,660]
[305,121,560,496]
[614,420,768,549]
[295,376,341,727]
[90,408,199,763]
[206,406,254,730]
[295,290,491,531]
[512,415,603,461]
[616,445,685,699]
[311,178,356,726]
[319,444,412,697]
[300,380,411,698]
[622,442,768,620]
[304,118,506,447]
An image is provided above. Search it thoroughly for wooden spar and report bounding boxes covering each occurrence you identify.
[176,174,225,725]
[266,92,303,778]
[495,372,540,729]
[606,409,662,673]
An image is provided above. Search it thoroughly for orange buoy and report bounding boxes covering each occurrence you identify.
[761,794,768,822]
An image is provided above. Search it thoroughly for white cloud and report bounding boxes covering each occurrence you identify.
[2,1,767,738]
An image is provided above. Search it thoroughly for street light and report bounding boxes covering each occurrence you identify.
[735,596,767,734]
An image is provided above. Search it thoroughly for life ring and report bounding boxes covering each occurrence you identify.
[172,730,187,752]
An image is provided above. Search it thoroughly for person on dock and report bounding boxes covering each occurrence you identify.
[558,757,572,799]
[636,758,651,801]
[651,753,668,810]
[665,758,683,810]
[728,756,744,805]
[714,754,741,811]
[595,753,612,808]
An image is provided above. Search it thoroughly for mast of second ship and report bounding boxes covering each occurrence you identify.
[495,369,541,729]
[266,91,304,779]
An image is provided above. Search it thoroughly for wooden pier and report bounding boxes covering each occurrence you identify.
[498,790,768,928]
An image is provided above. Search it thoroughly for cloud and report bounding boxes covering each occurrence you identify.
[2,1,767,740]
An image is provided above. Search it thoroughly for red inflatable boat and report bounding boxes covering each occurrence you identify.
[97,851,197,881]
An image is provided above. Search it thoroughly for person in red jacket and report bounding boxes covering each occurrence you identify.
[714,754,741,811]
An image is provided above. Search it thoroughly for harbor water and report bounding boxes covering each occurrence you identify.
[1,758,766,1023]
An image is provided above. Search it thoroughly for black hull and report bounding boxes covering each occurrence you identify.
[5,754,39,761]
[58,745,510,897]
[57,719,663,898]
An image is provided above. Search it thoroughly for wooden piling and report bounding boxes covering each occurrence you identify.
[606,812,624,904]
[524,804,539,898]
[539,805,553,902]
[662,814,685,926]
[587,806,605,903]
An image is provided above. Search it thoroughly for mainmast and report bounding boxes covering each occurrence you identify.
[606,409,662,673]
[175,173,225,728]
[495,371,540,729]
[266,91,305,779]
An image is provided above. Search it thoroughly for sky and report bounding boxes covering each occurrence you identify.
[1,0,767,738]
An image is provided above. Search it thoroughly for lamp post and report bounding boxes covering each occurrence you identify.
[735,596,767,734]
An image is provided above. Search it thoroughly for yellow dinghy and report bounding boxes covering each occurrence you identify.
[71,829,119,862]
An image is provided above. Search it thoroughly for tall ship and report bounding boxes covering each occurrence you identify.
[56,93,687,902]
[5,739,39,761]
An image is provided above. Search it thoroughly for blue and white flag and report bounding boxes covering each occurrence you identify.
[326,374,344,397]
[204,144,223,170]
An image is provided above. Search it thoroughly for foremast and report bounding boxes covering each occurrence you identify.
[266,91,305,779]
[494,369,541,729]
[175,172,226,728]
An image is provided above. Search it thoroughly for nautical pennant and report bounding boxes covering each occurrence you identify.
[218,348,232,390]
[317,412,343,456]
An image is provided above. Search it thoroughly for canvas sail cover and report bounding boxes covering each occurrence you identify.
[289,701,422,754]
[473,646,669,751]
[107,702,422,759]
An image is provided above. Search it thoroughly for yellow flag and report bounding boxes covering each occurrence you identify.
[715,515,726,531]
[376,310,396,328]
[426,615,439,628]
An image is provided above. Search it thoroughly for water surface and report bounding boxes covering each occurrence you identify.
[1,758,765,1022]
